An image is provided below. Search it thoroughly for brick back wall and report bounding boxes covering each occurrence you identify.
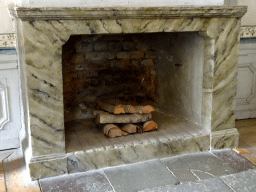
[62,34,157,118]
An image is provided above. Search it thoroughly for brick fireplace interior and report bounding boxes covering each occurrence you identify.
[63,32,205,153]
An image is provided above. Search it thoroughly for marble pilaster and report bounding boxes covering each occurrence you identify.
[211,128,239,150]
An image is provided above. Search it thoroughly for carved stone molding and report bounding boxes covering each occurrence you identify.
[10,6,247,21]
[240,26,256,38]
[0,79,10,130]
[0,34,16,48]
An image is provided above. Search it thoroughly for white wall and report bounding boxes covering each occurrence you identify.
[15,0,224,7]
[0,0,15,34]
[224,0,237,6]
[237,0,256,26]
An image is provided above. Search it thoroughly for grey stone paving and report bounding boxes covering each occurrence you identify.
[38,151,256,192]
[212,149,256,172]
[103,159,179,192]
[170,169,199,183]
[161,152,237,179]
[220,169,256,192]
[190,170,214,180]
[39,170,114,192]
[143,178,233,192]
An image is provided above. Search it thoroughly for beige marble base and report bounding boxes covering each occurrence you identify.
[28,126,238,179]
[29,154,67,180]
[211,128,239,150]
[67,133,210,174]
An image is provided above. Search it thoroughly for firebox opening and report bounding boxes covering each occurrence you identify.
[63,32,205,153]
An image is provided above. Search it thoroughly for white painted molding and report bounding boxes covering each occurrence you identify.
[0,63,17,69]
[0,49,18,69]
[0,34,16,48]
[236,42,256,119]
[240,26,256,38]
[236,63,256,105]
[0,79,10,130]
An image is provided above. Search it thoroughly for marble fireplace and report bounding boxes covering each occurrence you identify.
[10,6,247,180]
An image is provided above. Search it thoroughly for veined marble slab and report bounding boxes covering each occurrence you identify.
[10,6,247,180]
[10,6,247,20]
[67,133,210,176]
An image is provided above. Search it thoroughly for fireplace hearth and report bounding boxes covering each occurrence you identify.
[10,6,247,180]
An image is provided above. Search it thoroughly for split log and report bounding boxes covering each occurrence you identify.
[143,121,158,132]
[120,105,136,114]
[99,102,125,114]
[121,124,137,133]
[96,112,152,124]
[134,105,154,114]
[103,124,123,138]
[122,131,129,136]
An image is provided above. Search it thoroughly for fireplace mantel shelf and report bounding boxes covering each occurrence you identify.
[10,6,247,20]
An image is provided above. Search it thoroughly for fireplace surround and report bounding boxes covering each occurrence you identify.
[10,6,247,180]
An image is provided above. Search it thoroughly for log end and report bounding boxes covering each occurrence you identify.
[142,105,155,114]
[143,121,158,132]
[121,124,137,133]
[128,106,136,114]
[108,128,123,137]
[114,106,126,114]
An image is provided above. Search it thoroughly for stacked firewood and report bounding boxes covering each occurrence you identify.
[93,102,158,138]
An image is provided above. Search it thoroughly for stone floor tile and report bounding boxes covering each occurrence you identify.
[144,178,233,192]
[220,169,256,192]
[3,149,41,192]
[67,154,88,174]
[241,154,256,165]
[104,159,179,192]
[39,170,113,192]
[170,169,198,183]
[161,152,237,177]
[212,149,256,172]
[190,170,214,180]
